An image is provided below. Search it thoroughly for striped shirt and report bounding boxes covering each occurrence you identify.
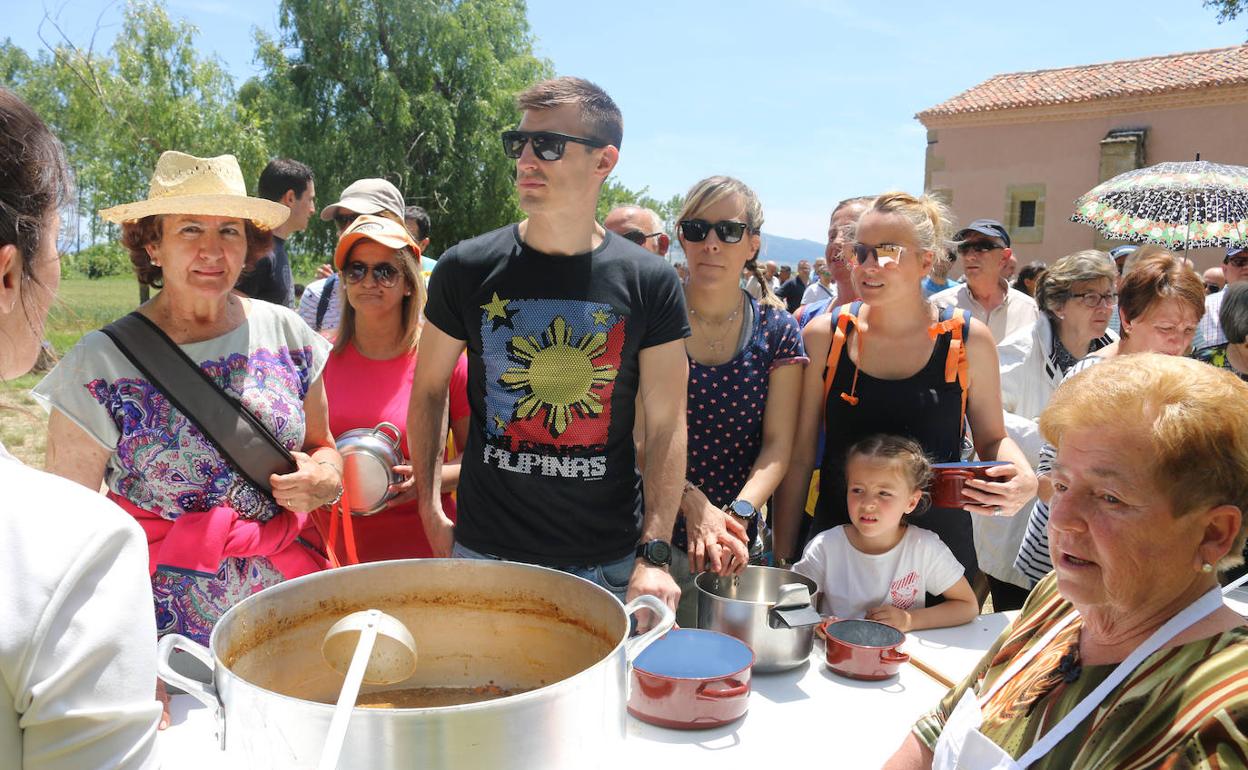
[914,573,1248,769]
[1014,355,1104,586]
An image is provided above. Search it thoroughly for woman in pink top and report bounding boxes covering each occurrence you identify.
[322,215,468,562]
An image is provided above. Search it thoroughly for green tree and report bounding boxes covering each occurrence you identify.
[1205,0,1247,34]
[251,0,552,266]
[4,1,268,288]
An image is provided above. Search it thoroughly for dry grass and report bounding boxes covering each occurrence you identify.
[0,275,141,469]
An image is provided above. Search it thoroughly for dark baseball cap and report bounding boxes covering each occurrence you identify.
[1227,246,1247,259]
[1109,244,1139,261]
[955,219,1011,249]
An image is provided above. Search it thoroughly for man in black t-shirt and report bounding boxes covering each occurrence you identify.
[235,158,315,307]
[409,77,689,624]
[777,259,810,313]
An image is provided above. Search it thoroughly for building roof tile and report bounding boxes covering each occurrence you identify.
[918,45,1248,120]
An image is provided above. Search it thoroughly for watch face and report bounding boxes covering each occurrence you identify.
[650,540,672,565]
[729,500,755,518]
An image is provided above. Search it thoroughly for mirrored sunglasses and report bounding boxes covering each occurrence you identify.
[850,242,906,267]
[342,261,402,288]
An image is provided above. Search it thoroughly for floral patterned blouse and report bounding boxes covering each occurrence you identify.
[34,301,330,644]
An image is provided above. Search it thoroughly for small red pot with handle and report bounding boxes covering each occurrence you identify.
[628,628,754,729]
[816,618,909,680]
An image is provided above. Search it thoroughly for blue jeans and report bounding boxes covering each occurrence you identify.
[452,542,633,603]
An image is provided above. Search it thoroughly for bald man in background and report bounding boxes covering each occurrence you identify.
[604,205,669,257]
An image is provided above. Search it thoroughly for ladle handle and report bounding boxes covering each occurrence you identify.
[317,620,379,770]
[623,594,676,663]
[156,634,225,750]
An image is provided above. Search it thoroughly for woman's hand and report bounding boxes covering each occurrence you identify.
[385,464,418,509]
[961,462,1038,518]
[682,486,749,575]
[270,451,341,512]
[867,604,912,632]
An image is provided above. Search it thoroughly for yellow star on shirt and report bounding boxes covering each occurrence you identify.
[591,308,613,327]
[481,292,511,320]
[493,415,507,431]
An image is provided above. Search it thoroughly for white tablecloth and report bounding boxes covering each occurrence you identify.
[157,614,1014,769]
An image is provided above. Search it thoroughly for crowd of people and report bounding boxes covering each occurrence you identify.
[2,73,1247,769]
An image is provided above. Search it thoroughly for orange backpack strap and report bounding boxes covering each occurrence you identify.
[928,305,972,427]
[821,302,863,418]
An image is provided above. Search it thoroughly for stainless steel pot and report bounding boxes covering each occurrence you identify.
[158,559,673,769]
[695,566,820,672]
[336,421,404,515]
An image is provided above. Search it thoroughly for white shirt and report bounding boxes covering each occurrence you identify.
[793,525,964,618]
[931,280,1039,344]
[801,280,837,306]
[0,448,161,770]
[1194,288,1226,352]
[744,275,781,300]
[296,274,342,334]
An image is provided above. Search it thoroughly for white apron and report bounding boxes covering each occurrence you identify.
[932,587,1224,770]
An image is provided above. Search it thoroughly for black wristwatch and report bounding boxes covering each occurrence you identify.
[725,499,760,524]
[635,539,673,567]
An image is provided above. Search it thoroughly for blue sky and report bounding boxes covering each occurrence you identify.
[7,0,1246,242]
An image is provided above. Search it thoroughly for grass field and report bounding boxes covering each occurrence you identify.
[0,275,142,467]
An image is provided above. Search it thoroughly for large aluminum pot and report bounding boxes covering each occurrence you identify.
[158,558,673,769]
[696,566,820,672]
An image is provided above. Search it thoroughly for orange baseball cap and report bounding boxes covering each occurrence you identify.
[333,214,421,269]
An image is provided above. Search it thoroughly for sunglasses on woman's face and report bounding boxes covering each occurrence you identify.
[850,242,906,267]
[342,261,402,288]
[500,130,607,161]
[333,212,360,231]
[678,219,751,244]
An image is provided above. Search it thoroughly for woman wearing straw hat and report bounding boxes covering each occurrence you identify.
[35,151,342,724]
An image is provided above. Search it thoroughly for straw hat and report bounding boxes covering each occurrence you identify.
[334,215,421,269]
[99,151,290,230]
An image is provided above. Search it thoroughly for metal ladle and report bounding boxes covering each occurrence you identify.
[316,609,418,770]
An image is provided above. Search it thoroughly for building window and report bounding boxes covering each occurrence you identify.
[1004,184,1045,245]
[1018,200,1037,229]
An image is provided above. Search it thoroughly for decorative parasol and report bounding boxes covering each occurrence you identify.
[1070,159,1248,251]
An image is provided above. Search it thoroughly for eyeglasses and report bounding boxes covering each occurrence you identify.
[957,241,1004,255]
[850,242,906,267]
[678,219,752,243]
[342,261,402,288]
[501,130,608,161]
[621,230,663,246]
[1068,291,1118,308]
[333,212,360,230]
[1224,255,1248,269]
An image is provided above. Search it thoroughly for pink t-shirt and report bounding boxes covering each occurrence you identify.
[323,342,469,561]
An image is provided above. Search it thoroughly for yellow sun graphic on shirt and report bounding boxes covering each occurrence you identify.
[500,316,618,437]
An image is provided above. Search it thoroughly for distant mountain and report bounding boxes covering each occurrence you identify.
[759,233,825,266]
[669,231,825,268]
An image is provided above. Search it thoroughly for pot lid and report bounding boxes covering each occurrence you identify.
[633,629,754,679]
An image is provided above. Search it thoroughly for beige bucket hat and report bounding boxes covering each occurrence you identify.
[99,151,290,230]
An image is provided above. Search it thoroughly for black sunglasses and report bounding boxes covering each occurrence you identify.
[501,130,607,161]
[621,230,663,246]
[956,240,1004,255]
[1224,255,1248,269]
[678,219,752,244]
[342,261,402,288]
[1205,282,1223,295]
[333,212,361,230]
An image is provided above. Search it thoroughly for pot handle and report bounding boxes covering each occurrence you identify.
[622,594,676,663]
[813,616,839,641]
[157,634,225,750]
[373,421,403,450]
[774,582,812,609]
[696,678,749,700]
[881,649,911,665]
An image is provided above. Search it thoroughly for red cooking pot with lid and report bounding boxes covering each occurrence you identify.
[628,628,754,730]
[816,618,909,681]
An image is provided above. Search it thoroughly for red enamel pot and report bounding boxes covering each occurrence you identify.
[929,461,1010,510]
[815,618,909,681]
[627,629,754,730]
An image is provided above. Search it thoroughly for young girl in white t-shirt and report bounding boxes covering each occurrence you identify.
[794,434,978,631]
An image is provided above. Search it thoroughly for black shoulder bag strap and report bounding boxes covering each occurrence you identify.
[315,274,336,332]
[98,311,297,495]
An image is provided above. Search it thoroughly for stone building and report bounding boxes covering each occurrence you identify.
[918,45,1248,269]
